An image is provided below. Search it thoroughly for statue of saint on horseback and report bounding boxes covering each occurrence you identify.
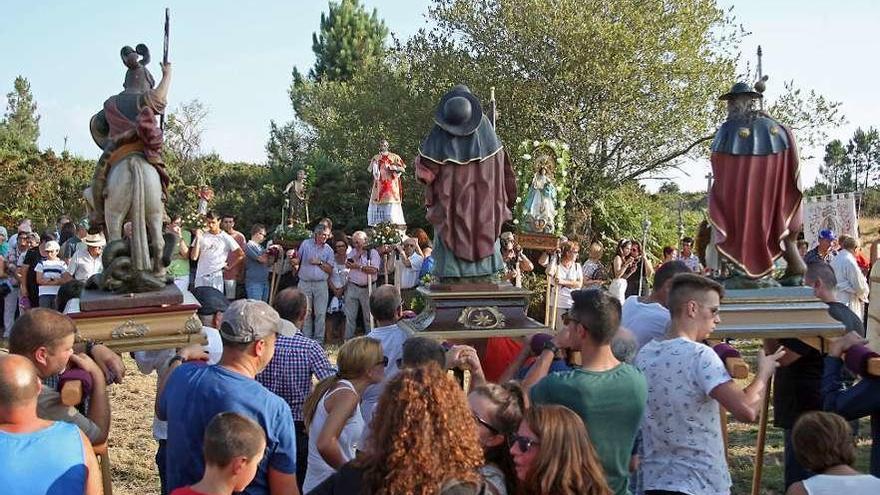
[84,43,174,292]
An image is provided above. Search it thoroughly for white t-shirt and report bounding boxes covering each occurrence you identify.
[66,251,103,282]
[195,232,240,279]
[554,261,583,309]
[35,259,68,296]
[802,474,880,494]
[635,337,732,494]
[399,253,424,289]
[621,296,670,350]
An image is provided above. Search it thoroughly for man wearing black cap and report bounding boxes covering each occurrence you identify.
[158,298,300,495]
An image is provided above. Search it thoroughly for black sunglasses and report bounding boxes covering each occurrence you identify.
[376,355,389,367]
[473,412,500,435]
[508,434,540,453]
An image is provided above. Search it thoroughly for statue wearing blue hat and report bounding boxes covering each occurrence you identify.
[415,85,517,282]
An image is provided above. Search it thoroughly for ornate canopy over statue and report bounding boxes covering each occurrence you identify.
[415,85,517,282]
[367,139,406,227]
[708,81,805,281]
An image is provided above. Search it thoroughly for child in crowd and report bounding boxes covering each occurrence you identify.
[786,411,880,494]
[170,412,266,495]
[34,240,67,309]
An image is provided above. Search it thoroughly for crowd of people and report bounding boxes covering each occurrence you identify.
[1,212,880,495]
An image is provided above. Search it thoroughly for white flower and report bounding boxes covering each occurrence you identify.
[533,140,540,147]
[515,196,522,203]
[556,157,564,163]
[562,143,570,150]
[521,140,528,147]
[561,171,567,177]
[560,201,566,207]
[521,154,532,160]
[513,219,520,225]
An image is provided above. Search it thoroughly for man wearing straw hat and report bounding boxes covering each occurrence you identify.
[61,233,106,284]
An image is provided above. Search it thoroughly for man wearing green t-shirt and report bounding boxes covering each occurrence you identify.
[530,289,647,495]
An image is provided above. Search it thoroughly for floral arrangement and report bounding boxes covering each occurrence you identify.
[273,224,311,243]
[514,139,571,236]
[181,211,205,231]
[370,221,403,247]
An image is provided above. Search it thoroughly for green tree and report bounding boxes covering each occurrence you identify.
[846,127,880,193]
[309,0,388,82]
[0,76,40,150]
[816,139,854,194]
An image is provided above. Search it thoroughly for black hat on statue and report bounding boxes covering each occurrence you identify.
[434,85,483,137]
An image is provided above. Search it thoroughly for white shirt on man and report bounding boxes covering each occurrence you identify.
[66,250,103,282]
[635,337,733,494]
[830,249,869,319]
[195,232,240,282]
[621,296,670,350]
[399,253,424,289]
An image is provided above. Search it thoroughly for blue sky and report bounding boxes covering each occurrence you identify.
[2,0,878,191]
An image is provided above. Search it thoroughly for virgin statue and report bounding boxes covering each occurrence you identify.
[524,165,557,233]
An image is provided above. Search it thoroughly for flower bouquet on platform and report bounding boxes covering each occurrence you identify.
[272,224,311,250]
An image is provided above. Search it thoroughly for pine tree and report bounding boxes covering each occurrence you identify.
[310,0,388,82]
[1,76,41,148]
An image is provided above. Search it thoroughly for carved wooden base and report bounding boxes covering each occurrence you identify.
[516,232,560,251]
[397,284,550,339]
[67,290,203,352]
[80,284,183,312]
[713,287,845,351]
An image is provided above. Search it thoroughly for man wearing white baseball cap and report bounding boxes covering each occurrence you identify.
[158,299,300,495]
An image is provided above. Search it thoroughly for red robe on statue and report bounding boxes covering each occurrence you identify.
[709,125,802,278]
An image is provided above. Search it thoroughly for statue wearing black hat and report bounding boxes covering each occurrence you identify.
[708,81,805,284]
[415,86,517,282]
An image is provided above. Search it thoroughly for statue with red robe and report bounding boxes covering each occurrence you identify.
[708,82,806,282]
[367,139,406,227]
[415,85,517,282]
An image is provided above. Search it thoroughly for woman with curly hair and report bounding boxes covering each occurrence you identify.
[468,382,525,494]
[509,404,610,495]
[301,336,386,492]
[309,365,485,495]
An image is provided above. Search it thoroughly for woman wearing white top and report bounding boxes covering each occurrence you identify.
[787,411,880,495]
[549,241,583,330]
[609,239,635,301]
[301,336,386,492]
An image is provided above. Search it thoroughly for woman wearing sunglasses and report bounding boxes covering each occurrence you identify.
[301,337,386,492]
[468,383,525,495]
[510,404,610,495]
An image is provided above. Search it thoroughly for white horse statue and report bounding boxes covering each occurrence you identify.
[84,153,166,277]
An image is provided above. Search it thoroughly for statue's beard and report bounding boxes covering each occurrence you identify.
[727,99,755,120]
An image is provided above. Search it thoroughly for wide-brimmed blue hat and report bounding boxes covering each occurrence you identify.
[434,85,483,137]
[719,82,762,101]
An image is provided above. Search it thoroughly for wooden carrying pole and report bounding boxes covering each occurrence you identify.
[551,278,561,331]
[750,382,772,495]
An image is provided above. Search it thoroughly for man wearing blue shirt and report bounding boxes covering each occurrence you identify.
[158,299,301,495]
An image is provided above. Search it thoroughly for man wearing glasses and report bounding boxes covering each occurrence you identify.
[530,288,646,495]
[634,273,785,495]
